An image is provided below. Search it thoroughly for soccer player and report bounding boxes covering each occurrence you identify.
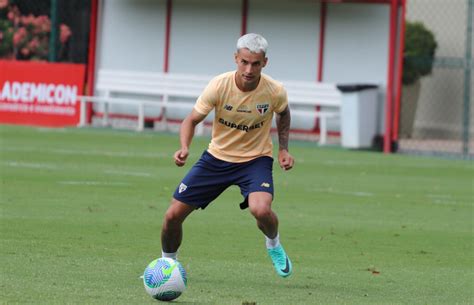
[160,33,294,278]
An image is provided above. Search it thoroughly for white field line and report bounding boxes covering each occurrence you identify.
[322,160,380,166]
[349,191,374,197]
[1,146,171,159]
[426,194,464,205]
[104,170,153,177]
[3,160,153,178]
[2,161,59,170]
[307,187,374,197]
[319,159,468,170]
[3,159,155,179]
[35,127,158,139]
[58,181,131,186]
[299,159,385,168]
[431,199,461,205]
[427,194,452,200]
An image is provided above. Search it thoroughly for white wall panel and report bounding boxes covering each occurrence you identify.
[324,4,390,134]
[94,0,392,133]
[97,0,166,72]
[246,0,320,82]
[169,0,241,75]
[323,4,389,85]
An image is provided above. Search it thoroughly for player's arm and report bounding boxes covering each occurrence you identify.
[174,109,206,167]
[275,106,294,171]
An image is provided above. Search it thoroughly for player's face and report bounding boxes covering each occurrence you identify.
[234,48,267,91]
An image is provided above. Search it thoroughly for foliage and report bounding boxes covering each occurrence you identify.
[0,0,71,61]
[403,21,438,85]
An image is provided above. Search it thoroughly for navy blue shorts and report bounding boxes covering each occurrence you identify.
[173,150,274,209]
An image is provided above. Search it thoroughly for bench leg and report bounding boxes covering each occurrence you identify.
[160,95,168,132]
[102,103,109,127]
[320,116,327,145]
[78,99,87,127]
[160,108,168,131]
[137,103,145,131]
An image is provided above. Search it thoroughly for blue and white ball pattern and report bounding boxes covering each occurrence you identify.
[143,258,187,301]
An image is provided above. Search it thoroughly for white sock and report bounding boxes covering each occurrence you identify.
[162,251,178,260]
[265,233,281,249]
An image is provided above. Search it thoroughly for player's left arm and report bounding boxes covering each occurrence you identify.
[276,106,294,171]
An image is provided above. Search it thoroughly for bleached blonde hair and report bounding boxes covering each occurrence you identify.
[236,33,268,54]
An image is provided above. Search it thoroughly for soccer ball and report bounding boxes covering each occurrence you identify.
[143,258,187,301]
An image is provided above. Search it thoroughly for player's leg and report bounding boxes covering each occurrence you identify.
[161,198,196,259]
[161,150,232,260]
[237,156,292,278]
[248,192,292,278]
[248,192,278,239]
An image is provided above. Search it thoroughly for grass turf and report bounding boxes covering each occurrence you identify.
[0,125,472,305]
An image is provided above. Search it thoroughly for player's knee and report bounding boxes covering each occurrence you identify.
[164,199,193,225]
[249,204,272,220]
[163,208,182,225]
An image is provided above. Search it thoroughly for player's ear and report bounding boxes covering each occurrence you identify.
[263,57,268,68]
[234,52,239,64]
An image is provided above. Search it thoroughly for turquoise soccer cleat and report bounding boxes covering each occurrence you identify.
[267,245,292,278]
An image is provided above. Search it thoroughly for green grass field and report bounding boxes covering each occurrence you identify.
[0,125,472,305]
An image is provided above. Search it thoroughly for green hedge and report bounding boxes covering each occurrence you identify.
[403,21,438,85]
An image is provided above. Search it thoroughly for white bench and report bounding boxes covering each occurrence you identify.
[78,70,211,133]
[283,80,341,144]
[78,70,342,144]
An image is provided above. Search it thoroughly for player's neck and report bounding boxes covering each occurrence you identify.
[235,73,260,92]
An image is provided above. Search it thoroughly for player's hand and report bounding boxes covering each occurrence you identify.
[174,148,189,167]
[278,149,294,171]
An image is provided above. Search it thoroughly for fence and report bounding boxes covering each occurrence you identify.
[398,0,473,158]
[0,0,91,63]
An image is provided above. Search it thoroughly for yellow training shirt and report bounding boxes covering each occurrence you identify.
[194,71,288,163]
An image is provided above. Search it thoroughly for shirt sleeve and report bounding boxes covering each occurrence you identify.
[194,77,219,115]
[274,85,289,114]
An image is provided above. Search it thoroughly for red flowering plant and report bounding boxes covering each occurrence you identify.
[0,0,72,61]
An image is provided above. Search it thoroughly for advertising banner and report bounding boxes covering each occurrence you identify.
[0,60,86,127]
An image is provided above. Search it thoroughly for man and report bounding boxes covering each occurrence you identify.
[160,33,294,278]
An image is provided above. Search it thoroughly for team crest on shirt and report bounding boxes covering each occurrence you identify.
[256,103,269,116]
[178,183,187,193]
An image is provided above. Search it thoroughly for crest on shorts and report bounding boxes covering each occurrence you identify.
[256,103,269,116]
[178,183,187,193]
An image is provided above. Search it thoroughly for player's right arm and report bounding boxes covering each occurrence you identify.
[174,74,219,166]
[174,109,206,167]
